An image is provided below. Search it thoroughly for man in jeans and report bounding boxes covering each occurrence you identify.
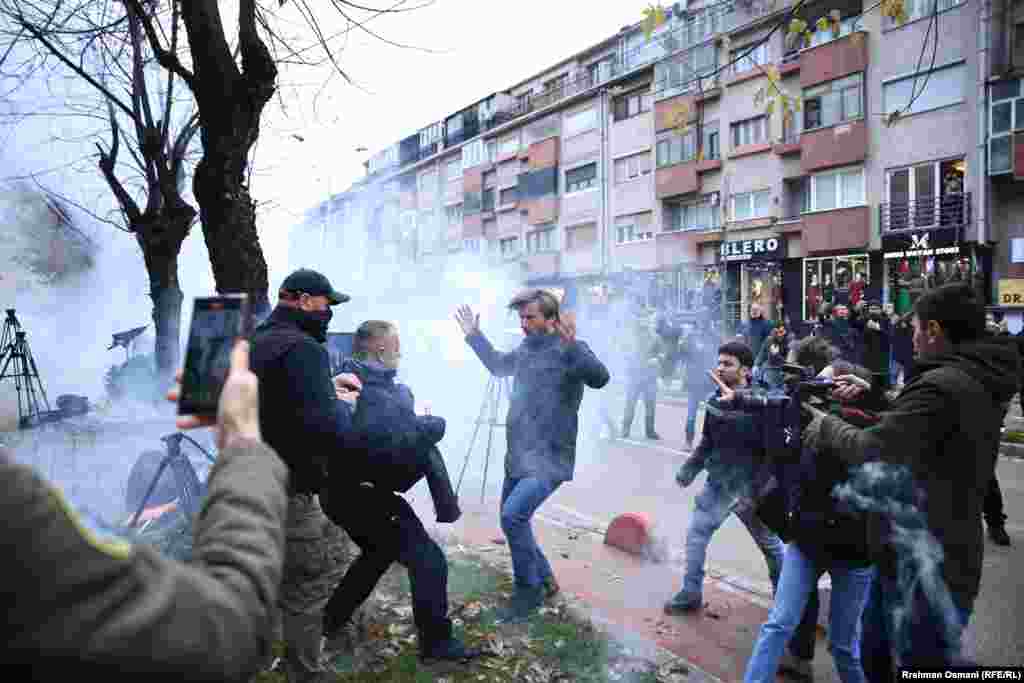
[669,342,785,614]
[456,290,609,622]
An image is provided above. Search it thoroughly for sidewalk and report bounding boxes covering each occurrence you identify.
[410,493,836,683]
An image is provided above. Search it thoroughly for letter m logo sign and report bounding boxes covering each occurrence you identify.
[910,233,929,250]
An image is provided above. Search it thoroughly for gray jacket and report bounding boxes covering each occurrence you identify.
[466,331,609,482]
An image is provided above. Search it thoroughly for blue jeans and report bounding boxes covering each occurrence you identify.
[744,543,874,683]
[859,567,972,682]
[500,476,562,588]
[682,479,784,596]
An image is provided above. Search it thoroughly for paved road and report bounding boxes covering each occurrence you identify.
[440,389,1024,679]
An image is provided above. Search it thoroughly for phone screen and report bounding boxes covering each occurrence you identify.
[178,295,251,416]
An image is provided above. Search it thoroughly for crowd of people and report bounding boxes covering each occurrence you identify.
[2,269,1018,683]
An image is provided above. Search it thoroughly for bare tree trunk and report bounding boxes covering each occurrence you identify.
[135,209,194,377]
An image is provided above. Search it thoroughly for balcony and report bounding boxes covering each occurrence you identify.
[522,251,561,278]
[774,126,801,156]
[656,162,699,199]
[801,118,867,172]
[800,31,868,89]
[879,194,971,234]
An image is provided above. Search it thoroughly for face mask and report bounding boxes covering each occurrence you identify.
[299,307,332,342]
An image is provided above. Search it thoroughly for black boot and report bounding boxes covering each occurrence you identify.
[420,637,483,662]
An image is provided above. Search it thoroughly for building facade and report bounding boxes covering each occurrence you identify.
[294,0,1019,332]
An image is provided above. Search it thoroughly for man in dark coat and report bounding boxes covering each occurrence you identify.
[820,303,862,364]
[854,300,892,389]
[681,319,719,450]
[320,321,480,663]
[803,283,1020,678]
[620,316,665,440]
[456,290,609,622]
[743,303,775,360]
[248,269,362,682]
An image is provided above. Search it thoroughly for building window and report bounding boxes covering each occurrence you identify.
[807,166,865,212]
[807,15,862,47]
[444,158,462,182]
[665,195,720,232]
[499,236,520,257]
[499,187,519,205]
[463,238,481,253]
[731,189,771,221]
[704,122,721,160]
[886,158,965,229]
[445,203,463,226]
[498,134,519,157]
[588,57,615,85]
[804,73,863,130]
[989,78,1021,175]
[462,139,485,170]
[565,223,598,250]
[615,212,654,244]
[613,90,653,121]
[655,43,718,99]
[564,107,597,137]
[731,116,768,148]
[804,255,869,321]
[887,0,963,27]
[883,61,965,117]
[419,123,441,148]
[656,129,696,167]
[418,171,436,195]
[566,163,598,192]
[732,42,769,74]
[516,91,532,112]
[526,227,555,253]
[482,188,495,212]
[614,151,652,183]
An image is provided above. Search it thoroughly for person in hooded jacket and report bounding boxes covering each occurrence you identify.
[456,290,610,622]
[820,304,862,365]
[742,360,885,683]
[743,303,775,361]
[753,323,791,391]
[248,269,363,682]
[319,320,481,663]
[852,300,891,390]
[802,283,1021,678]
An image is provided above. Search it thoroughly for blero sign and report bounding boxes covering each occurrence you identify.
[720,237,785,262]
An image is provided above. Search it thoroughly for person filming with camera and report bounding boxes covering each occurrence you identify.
[801,283,1020,677]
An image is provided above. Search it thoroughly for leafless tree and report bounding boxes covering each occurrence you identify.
[0,0,201,377]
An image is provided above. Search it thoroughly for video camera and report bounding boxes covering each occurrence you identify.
[723,364,835,413]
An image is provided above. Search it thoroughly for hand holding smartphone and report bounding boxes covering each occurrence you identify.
[178,295,253,417]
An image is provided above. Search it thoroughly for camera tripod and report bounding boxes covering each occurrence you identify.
[455,374,512,504]
[0,309,53,429]
[128,432,216,529]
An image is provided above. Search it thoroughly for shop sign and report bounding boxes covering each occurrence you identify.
[882,229,961,259]
[998,279,1024,307]
[720,237,785,262]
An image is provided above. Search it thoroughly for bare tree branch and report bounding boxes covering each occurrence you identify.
[122,0,194,88]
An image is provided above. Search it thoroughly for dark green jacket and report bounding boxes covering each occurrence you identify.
[817,338,1020,612]
[3,438,289,682]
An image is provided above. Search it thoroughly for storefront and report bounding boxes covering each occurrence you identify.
[881,227,972,316]
[718,236,787,331]
[802,253,871,320]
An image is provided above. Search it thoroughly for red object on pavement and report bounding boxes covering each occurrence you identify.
[604,512,652,555]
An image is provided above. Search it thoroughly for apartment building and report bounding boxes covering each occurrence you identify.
[293,0,1015,332]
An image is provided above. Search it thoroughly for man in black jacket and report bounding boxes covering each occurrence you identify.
[249,269,362,683]
[456,290,609,622]
[803,283,1020,678]
[854,300,892,390]
[320,320,481,663]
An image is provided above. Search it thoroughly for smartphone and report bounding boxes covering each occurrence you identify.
[178,294,252,416]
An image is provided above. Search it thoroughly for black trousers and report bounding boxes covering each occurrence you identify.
[321,486,452,648]
[789,586,820,661]
[623,377,658,435]
[984,474,1007,528]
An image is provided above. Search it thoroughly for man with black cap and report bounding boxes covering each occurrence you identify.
[249,268,363,683]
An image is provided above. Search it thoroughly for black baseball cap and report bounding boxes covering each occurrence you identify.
[280,269,350,305]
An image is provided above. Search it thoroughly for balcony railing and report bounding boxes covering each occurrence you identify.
[879,193,971,233]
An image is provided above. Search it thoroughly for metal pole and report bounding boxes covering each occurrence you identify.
[480,376,501,505]
[455,375,494,495]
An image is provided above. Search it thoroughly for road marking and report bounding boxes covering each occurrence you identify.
[616,438,690,456]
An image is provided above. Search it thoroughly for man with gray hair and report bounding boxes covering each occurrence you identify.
[456,289,610,622]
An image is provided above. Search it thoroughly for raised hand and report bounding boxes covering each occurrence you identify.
[708,369,735,404]
[554,311,576,345]
[455,304,480,337]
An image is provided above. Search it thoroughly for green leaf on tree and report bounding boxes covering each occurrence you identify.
[642,4,668,40]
